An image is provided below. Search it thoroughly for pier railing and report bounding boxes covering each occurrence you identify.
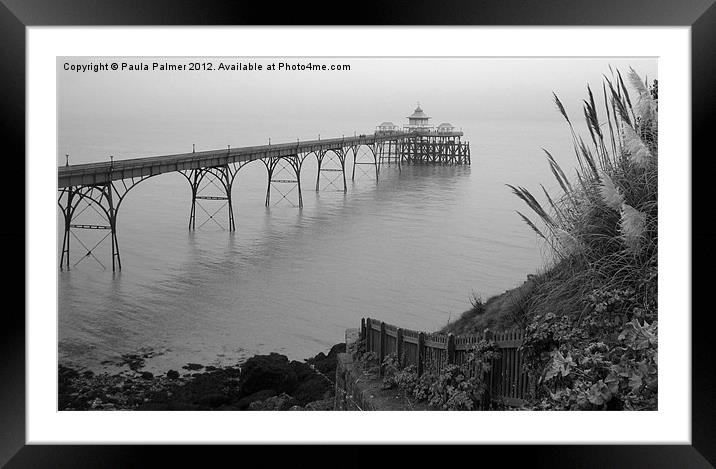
[360,317,531,407]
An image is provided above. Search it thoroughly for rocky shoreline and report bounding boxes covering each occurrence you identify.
[59,344,346,411]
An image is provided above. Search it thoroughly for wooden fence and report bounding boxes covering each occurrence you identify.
[361,317,531,407]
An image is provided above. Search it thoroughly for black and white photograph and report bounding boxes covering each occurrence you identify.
[1,2,708,461]
[56,56,659,412]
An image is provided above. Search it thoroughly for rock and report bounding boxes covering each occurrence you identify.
[305,397,334,411]
[307,343,346,376]
[120,353,146,371]
[248,393,296,411]
[292,375,332,406]
[311,352,327,364]
[157,367,241,410]
[197,393,231,408]
[236,389,277,410]
[59,365,80,381]
[239,353,299,396]
[58,345,347,411]
[145,389,169,403]
[327,343,347,359]
[289,360,315,382]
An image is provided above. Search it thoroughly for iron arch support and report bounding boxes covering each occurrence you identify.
[350,143,380,182]
[262,154,305,208]
[57,175,154,272]
[315,148,347,193]
[180,164,239,232]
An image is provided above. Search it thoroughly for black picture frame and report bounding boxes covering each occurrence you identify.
[2,1,713,466]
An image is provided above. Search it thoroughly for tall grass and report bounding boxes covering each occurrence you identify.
[512,68,658,321]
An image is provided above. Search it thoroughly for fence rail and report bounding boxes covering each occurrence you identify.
[360,317,532,407]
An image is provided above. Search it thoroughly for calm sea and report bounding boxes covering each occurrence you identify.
[58,119,573,373]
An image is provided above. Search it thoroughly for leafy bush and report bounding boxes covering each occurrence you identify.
[380,339,500,410]
[357,345,379,374]
[525,312,657,410]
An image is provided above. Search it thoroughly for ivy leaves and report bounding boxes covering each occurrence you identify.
[544,350,575,381]
[618,318,657,350]
[535,317,658,410]
[587,380,613,406]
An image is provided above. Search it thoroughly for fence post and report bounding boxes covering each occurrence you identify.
[360,317,365,342]
[396,328,404,369]
[417,332,425,377]
[379,321,386,376]
[447,333,455,365]
[366,318,372,353]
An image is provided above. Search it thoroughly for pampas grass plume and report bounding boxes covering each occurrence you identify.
[620,203,646,252]
[599,171,624,211]
[622,125,652,167]
[555,228,583,256]
[627,68,657,123]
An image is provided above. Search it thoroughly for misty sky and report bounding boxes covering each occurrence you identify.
[58,57,657,161]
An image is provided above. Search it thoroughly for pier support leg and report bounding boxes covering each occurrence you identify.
[265,163,274,206]
[351,145,357,181]
[60,222,71,270]
[105,184,120,272]
[315,151,324,192]
[373,146,380,182]
[341,153,347,192]
[297,168,303,208]
[189,185,197,230]
[58,186,76,271]
[396,140,402,172]
[228,195,236,231]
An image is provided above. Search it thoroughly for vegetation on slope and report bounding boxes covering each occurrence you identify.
[445,68,658,410]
